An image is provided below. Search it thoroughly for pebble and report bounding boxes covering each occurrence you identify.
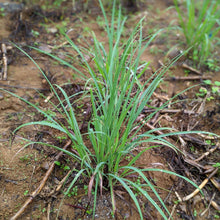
[38,44,52,53]
[0,2,24,14]
[47,27,58,34]
[0,93,4,100]
[166,47,184,60]
[41,161,50,170]
[165,47,186,63]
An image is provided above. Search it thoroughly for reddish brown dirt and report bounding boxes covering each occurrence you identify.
[0,0,219,220]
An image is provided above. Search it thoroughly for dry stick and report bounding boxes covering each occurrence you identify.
[153,114,174,127]
[150,103,162,125]
[142,114,214,149]
[1,187,5,197]
[47,202,51,220]
[182,168,218,202]
[139,118,219,206]
[142,108,197,115]
[197,133,220,140]
[168,203,177,220]
[197,93,208,114]
[44,93,54,103]
[47,169,72,197]
[153,92,170,101]
[142,119,219,202]
[210,200,220,211]
[183,158,205,173]
[183,179,209,202]
[200,193,216,217]
[159,60,202,75]
[29,165,36,190]
[0,83,49,91]
[2,43,7,80]
[139,118,186,158]
[10,140,71,220]
[164,76,212,81]
[210,177,220,192]
[195,144,219,162]
[181,63,202,75]
[143,111,207,148]
[140,118,194,170]
[141,118,187,149]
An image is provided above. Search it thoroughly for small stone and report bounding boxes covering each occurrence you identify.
[166,47,183,60]
[0,2,24,14]
[38,44,52,53]
[165,47,186,63]
[41,161,50,170]
[47,27,58,34]
[0,93,4,100]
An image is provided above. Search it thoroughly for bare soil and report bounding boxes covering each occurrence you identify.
[0,0,220,220]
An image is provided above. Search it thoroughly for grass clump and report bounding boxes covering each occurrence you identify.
[174,0,220,68]
[3,0,219,219]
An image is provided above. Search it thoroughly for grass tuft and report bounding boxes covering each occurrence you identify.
[174,0,220,67]
[1,0,219,219]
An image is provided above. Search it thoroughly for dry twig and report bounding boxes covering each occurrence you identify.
[182,168,218,201]
[165,76,211,81]
[142,108,197,115]
[47,202,51,220]
[10,140,71,220]
[1,43,8,80]
[195,144,219,162]
[46,169,72,197]
[210,200,220,211]
[181,63,202,75]
[200,193,216,217]
[0,83,49,91]
[210,177,220,192]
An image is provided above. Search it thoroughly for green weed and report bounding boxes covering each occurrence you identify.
[0,8,5,17]
[196,79,220,100]
[213,162,220,168]
[174,0,220,68]
[2,0,219,219]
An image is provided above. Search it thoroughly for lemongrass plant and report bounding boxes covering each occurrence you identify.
[174,0,220,68]
[3,0,219,219]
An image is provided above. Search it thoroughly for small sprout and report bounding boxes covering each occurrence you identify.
[206,59,220,71]
[63,165,70,171]
[194,209,197,217]
[190,145,195,152]
[19,154,31,162]
[203,80,212,85]
[84,185,88,194]
[67,186,78,197]
[213,163,220,168]
[86,209,93,215]
[214,81,220,87]
[196,87,207,97]
[0,8,5,17]
[206,96,214,101]
[205,140,213,145]
[24,190,29,196]
[31,30,40,37]
[174,200,180,204]
[212,86,219,94]
[54,161,61,166]
[199,87,207,94]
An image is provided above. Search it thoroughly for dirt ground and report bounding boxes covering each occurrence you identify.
[0,0,220,219]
